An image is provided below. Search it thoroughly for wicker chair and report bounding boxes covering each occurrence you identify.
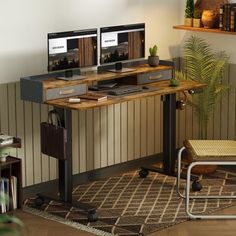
[177,140,236,219]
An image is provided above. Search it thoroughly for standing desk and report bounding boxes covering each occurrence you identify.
[20,62,205,220]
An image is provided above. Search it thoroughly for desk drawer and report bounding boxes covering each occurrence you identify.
[45,84,87,101]
[137,70,172,84]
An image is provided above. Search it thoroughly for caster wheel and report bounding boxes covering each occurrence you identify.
[139,169,149,178]
[88,212,98,222]
[34,196,45,206]
[192,180,202,192]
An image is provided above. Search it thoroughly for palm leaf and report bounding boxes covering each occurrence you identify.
[176,35,229,139]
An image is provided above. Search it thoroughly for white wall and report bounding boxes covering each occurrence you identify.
[0,0,182,84]
[178,0,236,63]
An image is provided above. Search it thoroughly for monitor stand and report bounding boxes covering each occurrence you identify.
[56,69,87,81]
[107,62,136,73]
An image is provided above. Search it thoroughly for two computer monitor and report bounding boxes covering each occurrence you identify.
[48,23,145,79]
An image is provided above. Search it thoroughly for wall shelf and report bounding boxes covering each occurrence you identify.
[173,25,236,36]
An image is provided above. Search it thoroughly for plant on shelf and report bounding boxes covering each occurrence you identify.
[175,35,229,174]
[0,147,10,162]
[193,9,202,28]
[184,0,194,27]
[0,193,24,235]
[148,45,159,67]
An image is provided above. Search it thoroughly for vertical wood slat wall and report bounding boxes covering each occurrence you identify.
[0,64,235,187]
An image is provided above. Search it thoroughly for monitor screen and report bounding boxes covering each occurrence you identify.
[100,23,145,65]
[48,29,97,72]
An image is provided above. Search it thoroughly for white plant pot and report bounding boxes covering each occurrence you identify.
[0,156,7,162]
[0,152,9,162]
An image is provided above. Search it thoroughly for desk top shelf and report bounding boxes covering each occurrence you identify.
[173,25,236,36]
[46,80,206,110]
[21,61,206,108]
[43,64,173,89]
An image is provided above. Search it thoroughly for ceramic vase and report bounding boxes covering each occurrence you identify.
[201,10,217,28]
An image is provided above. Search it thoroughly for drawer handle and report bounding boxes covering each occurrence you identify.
[149,74,162,80]
[59,89,75,95]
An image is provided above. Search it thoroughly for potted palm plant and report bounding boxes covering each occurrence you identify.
[175,35,229,173]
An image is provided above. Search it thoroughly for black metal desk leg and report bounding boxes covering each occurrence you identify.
[58,108,73,203]
[162,94,176,174]
[35,107,98,221]
[139,93,198,181]
[55,107,98,221]
[139,93,177,178]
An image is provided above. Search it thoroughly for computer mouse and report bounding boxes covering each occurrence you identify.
[142,86,149,90]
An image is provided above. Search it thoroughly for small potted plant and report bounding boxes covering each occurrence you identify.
[148,45,159,67]
[0,147,10,162]
[169,77,180,87]
[193,9,202,27]
[184,0,194,27]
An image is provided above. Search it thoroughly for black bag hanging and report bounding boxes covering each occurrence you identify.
[40,110,67,160]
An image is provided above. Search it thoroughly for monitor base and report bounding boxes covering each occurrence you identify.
[56,69,87,81]
[56,75,87,81]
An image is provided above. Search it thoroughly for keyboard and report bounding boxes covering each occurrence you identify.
[108,86,143,96]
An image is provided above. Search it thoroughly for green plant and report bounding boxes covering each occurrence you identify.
[169,78,179,87]
[185,0,194,18]
[0,147,10,158]
[194,9,202,19]
[175,35,229,139]
[0,193,24,235]
[149,45,158,57]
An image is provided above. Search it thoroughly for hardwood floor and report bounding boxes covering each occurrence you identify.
[15,210,94,236]
[15,206,236,236]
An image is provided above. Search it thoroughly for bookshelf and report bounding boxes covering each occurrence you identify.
[173,25,236,35]
[0,139,22,213]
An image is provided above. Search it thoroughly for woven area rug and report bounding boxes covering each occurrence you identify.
[24,169,236,236]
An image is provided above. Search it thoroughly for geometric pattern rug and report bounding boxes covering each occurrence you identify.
[24,169,236,236]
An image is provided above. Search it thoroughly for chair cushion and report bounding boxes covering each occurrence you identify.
[184,140,236,161]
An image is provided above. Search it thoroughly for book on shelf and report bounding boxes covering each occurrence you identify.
[220,3,236,32]
[78,93,108,101]
[0,179,6,213]
[0,134,14,146]
[230,8,236,32]
[10,176,17,210]
[0,176,17,213]
[0,178,10,213]
[219,4,224,30]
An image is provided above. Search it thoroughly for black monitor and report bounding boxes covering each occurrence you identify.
[100,23,145,73]
[48,29,97,80]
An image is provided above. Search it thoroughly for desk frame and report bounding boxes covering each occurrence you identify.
[21,62,206,221]
[54,93,177,203]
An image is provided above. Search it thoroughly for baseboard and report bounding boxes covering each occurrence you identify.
[23,153,162,199]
